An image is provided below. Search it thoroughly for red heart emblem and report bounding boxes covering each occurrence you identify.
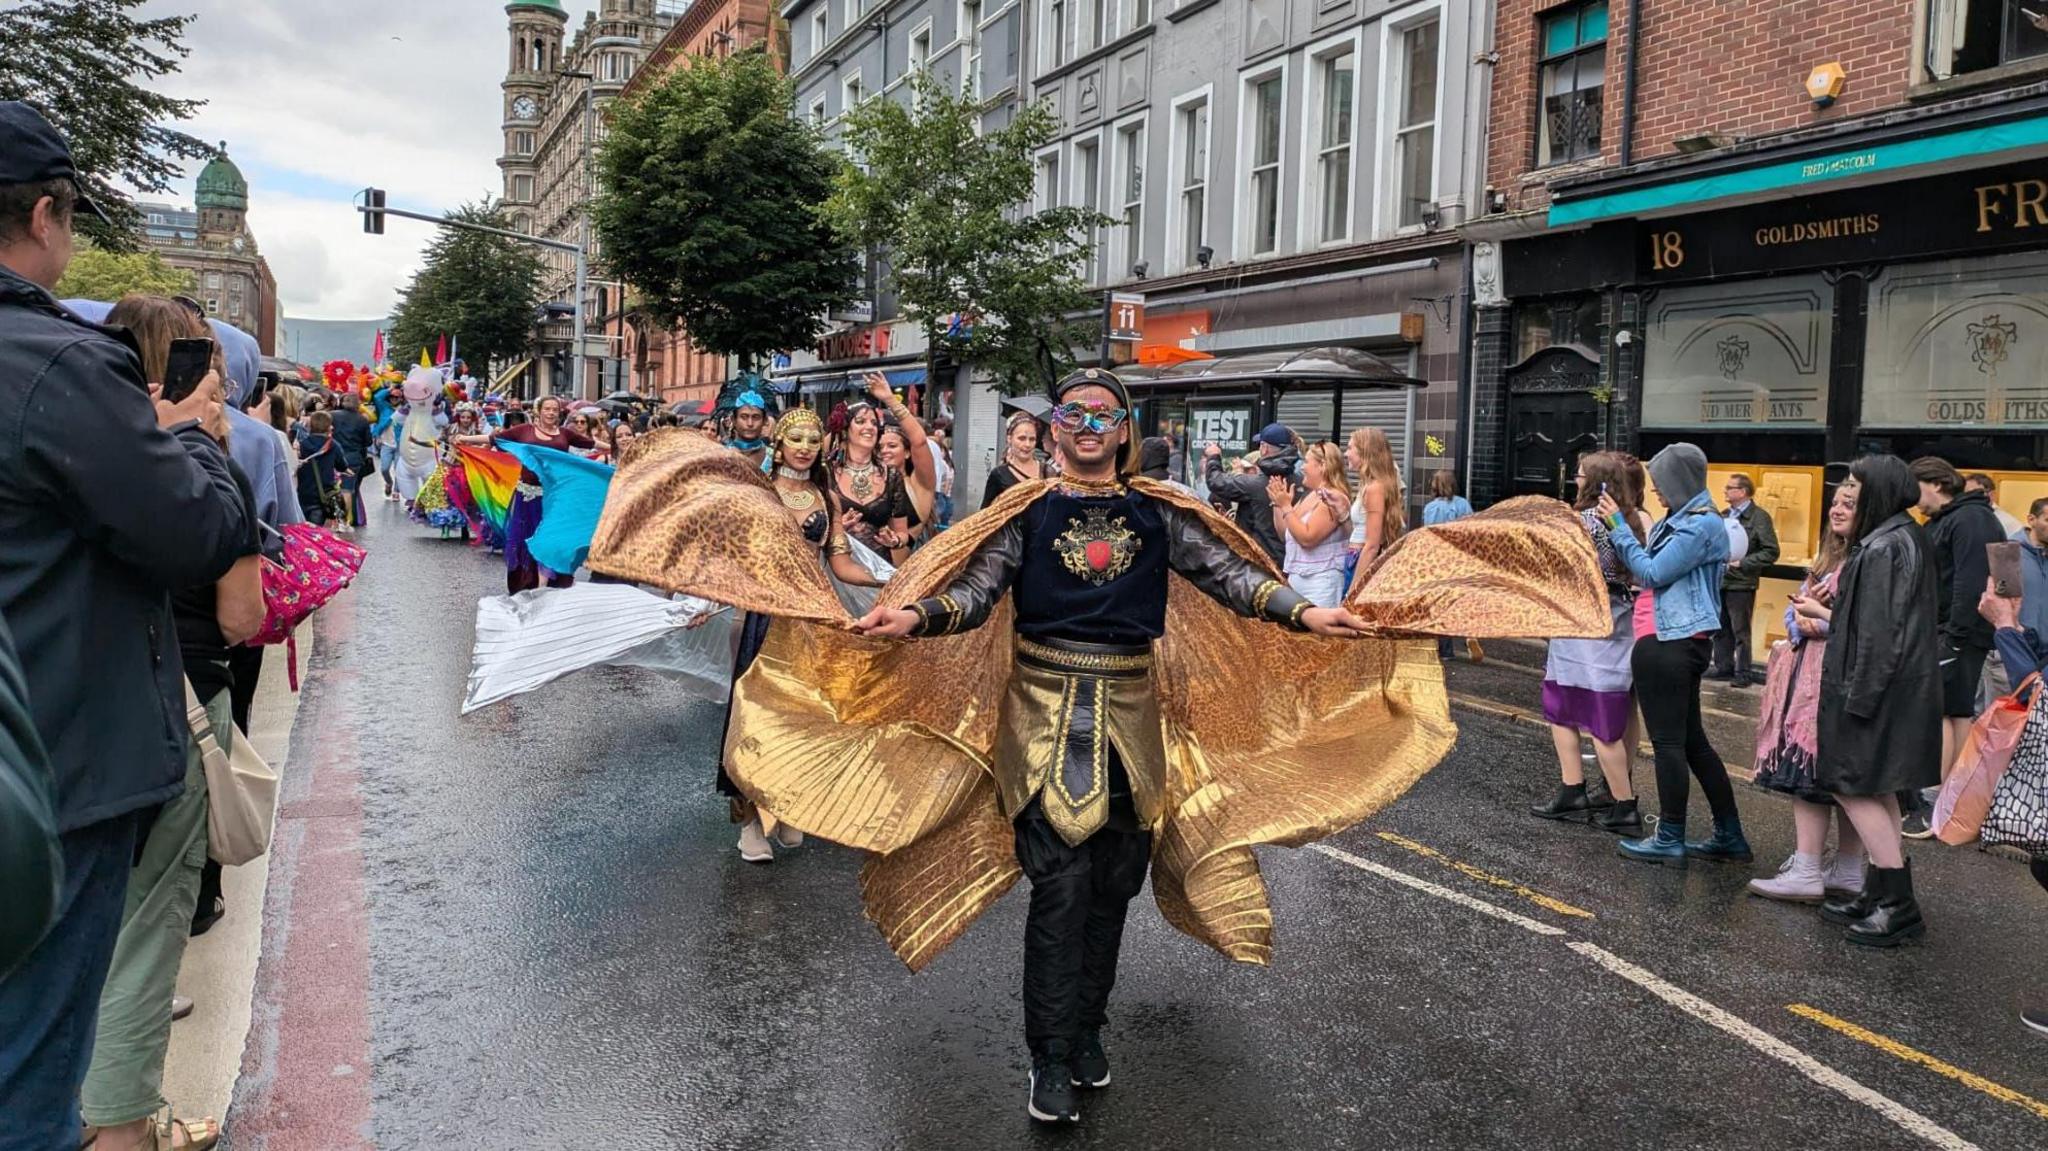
[1085,540,1112,571]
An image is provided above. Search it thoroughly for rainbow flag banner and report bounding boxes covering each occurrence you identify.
[455,444,523,535]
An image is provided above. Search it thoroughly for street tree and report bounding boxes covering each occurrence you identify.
[0,0,210,249]
[54,239,194,301]
[593,47,856,371]
[387,201,546,371]
[826,71,1111,398]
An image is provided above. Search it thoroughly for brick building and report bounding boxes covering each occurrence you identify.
[136,148,281,355]
[1465,0,2048,554]
[611,0,785,406]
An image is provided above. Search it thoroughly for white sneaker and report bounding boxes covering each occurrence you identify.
[772,823,804,849]
[736,818,774,863]
[1747,852,1824,904]
[1822,852,1866,899]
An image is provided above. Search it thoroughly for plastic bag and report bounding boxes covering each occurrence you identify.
[1935,672,2039,844]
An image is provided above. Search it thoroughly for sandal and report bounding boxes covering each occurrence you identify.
[154,1112,220,1151]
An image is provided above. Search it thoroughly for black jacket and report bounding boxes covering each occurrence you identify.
[0,613,58,977]
[0,265,254,831]
[328,406,373,472]
[1722,501,1780,591]
[1203,444,1301,566]
[1924,488,2006,650]
[1818,513,1942,796]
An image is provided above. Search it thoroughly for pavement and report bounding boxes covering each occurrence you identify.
[200,504,2048,1150]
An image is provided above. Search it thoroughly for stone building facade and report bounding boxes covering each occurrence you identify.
[136,146,280,355]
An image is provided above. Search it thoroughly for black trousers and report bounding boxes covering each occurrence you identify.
[1633,635,1740,827]
[1712,588,1757,676]
[1015,752,1151,1062]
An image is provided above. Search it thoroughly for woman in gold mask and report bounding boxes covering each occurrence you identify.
[721,407,884,861]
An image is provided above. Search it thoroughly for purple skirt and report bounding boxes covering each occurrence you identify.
[1541,682,1634,743]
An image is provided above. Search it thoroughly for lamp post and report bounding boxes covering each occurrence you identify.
[558,67,596,400]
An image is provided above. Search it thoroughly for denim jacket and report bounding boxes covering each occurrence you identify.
[1608,491,1729,640]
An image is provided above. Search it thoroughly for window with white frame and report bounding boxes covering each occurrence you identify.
[513,130,536,156]
[960,1,983,94]
[1241,69,1285,256]
[1306,44,1355,245]
[1036,148,1062,211]
[910,22,933,72]
[512,174,534,201]
[809,96,827,125]
[812,8,829,61]
[1391,14,1440,228]
[845,0,863,26]
[1117,0,1151,35]
[1081,0,1105,52]
[844,72,865,110]
[1172,95,1210,270]
[1115,118,1145,276]
[1073,135,1102,281]
[1045,0,1068,70]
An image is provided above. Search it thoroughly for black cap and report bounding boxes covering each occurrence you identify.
[0,101,113,228]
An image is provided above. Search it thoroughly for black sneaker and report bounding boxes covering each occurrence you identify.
[1072,1031,1110,1089]
[1900,810,1935,840]
[2024,1005,2048,1037]
[1029,1059,1080,1123]
[1703,667,1734,682]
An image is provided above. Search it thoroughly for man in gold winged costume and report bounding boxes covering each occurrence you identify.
[588,369,1609,1126]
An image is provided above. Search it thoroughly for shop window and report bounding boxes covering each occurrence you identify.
[1865,251,2048,429]
[1513,295,1602,360]
[1926,1,2048,79]
[1537,0,1606,167]
[1641,276,1833,429]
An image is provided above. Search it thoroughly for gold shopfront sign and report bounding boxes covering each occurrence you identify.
[1637,162,2048,282]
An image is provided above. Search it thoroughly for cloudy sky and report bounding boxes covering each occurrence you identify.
[135,0,541,319]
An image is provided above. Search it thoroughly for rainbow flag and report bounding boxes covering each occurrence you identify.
[455,444,523,535]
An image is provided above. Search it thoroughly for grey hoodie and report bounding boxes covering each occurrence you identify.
[1647,443,1709,509]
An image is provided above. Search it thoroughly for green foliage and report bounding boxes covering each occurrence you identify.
[826,72,1112,396]
[53,238,193,300]
[0,0,211,250]
[594,48,856,369]
[387,201,546,371]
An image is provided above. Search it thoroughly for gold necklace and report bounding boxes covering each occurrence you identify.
[1057,474,1124,495]
[776,483,817,511]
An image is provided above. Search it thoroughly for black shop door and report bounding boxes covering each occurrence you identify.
[1506,390,1602,502]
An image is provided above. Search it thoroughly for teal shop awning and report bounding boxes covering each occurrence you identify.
[1548,111,2048,228]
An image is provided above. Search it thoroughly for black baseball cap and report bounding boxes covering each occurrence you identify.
[0,101,114,227]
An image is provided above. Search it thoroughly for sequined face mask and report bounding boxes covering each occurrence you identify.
[1051,402,1129,434]
[780,429,824,454]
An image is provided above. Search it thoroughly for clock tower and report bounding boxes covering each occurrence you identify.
[501,0,567,234]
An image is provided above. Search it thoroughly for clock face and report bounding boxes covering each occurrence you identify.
[231,235,246,253]
[512,96,538,120]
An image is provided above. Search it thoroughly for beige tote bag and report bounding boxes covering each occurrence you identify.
[184,680,278,866]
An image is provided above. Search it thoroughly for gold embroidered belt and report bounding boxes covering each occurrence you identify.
[1014,636,1152,677]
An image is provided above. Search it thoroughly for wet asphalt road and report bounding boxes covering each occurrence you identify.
[228,505,2048,1151]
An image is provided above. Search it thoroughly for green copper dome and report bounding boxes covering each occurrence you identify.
[505,1,565,12]
[194,144,247,212]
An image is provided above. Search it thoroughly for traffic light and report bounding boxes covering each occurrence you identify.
[361,188,386,235]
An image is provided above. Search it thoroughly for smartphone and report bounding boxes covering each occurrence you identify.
[161,336,215,403]
[1989,541,2024,598]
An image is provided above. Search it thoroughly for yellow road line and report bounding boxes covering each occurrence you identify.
[1372,831,1595,920]
[1787,1004,2048,1121]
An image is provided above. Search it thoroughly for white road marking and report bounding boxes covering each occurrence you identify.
[1307,843,1568,936]
[1569,942,1981,1151]
[1306,840,1983,1151]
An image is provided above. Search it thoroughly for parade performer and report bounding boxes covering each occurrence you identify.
[391,364,442,507]
[459,395,593,593]
[725,389,772,470]
[588,370,1608,1124]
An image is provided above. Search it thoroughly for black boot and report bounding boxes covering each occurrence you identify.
[1820,862,1877,926]
[1531,782,1593,821]
[1584,776,1616,810]
[1845,861,1925,947]
[1593,798,1644,836]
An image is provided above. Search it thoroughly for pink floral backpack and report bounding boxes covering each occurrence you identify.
[248,523,366,689]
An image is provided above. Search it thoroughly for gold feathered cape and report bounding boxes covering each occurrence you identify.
[589,432,1610,971]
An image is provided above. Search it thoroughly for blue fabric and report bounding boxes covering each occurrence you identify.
[1996,626,2047,699]
[0,814,142,1149]
[497,441,614,575]
[1608,491,1728,640]
[205,320,260,407]
[1422,496,1473,527]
